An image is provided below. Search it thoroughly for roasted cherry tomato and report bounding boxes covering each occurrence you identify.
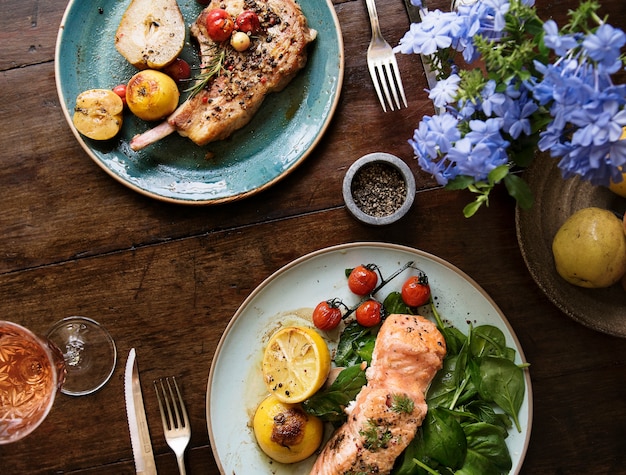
[348,265,378,296]
[112,84,127,105]
[312,300,342,331]
[401,274,431,307]
[162,58,192,84]
[355,300,382,327]
[235,10,261,34]
[205,9,235,42]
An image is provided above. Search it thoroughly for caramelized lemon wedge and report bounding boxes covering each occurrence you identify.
[253,394,324,464]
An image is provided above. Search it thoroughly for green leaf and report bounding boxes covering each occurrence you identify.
[421,408,467,469]
[462,198,486,218]
[470,325,509,359]
[302,365,366,423]
[457,422,512,474]
[334,321,376,367]
[487,165,509,185]
[503,173,534,210]
[384,291,413,315]
[445,175,475,191]
[473,356,526,432]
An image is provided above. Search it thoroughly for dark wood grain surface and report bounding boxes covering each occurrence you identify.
[1,0,626,473]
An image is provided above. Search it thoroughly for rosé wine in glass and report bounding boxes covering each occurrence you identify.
[0,317,116,444]
[0,321,65,444]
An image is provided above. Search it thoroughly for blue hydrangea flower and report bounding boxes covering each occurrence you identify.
[583,23,626,72]
[398,0,626,194]
[429,74,461,107]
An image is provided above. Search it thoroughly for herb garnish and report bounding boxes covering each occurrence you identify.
[359,419,393,451]
[391,393,414,414]
[184,46,226,99]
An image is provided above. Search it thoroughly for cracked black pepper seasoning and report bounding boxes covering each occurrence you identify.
[351,162,407,217]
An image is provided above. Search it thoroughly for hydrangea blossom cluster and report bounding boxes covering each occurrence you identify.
[395,0,626,216]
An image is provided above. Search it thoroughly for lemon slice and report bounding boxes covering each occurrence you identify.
[262,326,331,403]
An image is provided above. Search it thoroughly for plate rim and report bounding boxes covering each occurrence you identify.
[206,241,533,474]
[53,0,344,205]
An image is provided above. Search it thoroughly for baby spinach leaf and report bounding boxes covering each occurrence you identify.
[427,355,460,408]
[302,364,366,423]
[384,291,413,315]
[470,325,506,357]
[462,400,512,431]
[441,325,467,356]
[335,321,376,366]
[421,407,467,469]
[473,356,525,432]
[391,428,431,475]
[456,422,512,474]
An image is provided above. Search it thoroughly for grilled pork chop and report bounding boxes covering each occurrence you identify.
[310,314,446,475]
[130,0,316,150]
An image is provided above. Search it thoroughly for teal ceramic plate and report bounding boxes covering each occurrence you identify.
[55,0,343,204]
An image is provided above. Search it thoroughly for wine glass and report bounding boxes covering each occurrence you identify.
[0,317,117,444]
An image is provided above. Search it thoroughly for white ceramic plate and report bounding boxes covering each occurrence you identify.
[206,242,533,474]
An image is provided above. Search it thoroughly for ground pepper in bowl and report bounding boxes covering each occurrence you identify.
[342,152,416,226]
[351,162,407,217]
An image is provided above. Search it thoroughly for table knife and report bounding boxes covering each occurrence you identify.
[402,0,439,91]
[124,348,157,475]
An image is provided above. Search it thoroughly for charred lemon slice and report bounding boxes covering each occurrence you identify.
[262,326,330,404]
[253,394,324,464]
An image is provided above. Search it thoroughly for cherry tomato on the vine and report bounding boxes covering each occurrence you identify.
[355,300,382,327]
[401,274,431,307]
[112,84,127,105]
[205,9,235,42]
[312,300,342,331]
[235,11,261,34]
[348,265,378,296]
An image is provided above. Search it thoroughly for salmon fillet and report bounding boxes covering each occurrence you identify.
[310,314,446,475]
[130,0,316,150]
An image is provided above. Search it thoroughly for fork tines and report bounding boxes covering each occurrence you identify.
[154,377,188,431]
[370,57,408,112]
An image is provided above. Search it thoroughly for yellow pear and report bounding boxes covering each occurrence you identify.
[115,0,185,70]
[552,207,626,288]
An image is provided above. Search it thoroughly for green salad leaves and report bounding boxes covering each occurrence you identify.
[392,304,527,475]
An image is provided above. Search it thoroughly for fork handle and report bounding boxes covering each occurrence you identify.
[176,455,187,475]
[364,0,383,40]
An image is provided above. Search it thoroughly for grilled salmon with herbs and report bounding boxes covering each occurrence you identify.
[310,314,446,475]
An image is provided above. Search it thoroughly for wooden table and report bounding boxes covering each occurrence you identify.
[2,0,626,473]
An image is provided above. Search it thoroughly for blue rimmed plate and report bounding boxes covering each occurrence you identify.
[55,0,343,204]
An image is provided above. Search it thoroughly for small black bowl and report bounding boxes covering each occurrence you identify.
[342,152,416,225]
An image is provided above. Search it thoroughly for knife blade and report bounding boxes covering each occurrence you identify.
[124,348,157,475]
[403,0,439,92]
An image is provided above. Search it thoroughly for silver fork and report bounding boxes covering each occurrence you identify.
[155,377,191,475]
[365,0,408,112]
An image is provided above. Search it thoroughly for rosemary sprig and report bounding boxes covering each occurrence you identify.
[184,46,226,98]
